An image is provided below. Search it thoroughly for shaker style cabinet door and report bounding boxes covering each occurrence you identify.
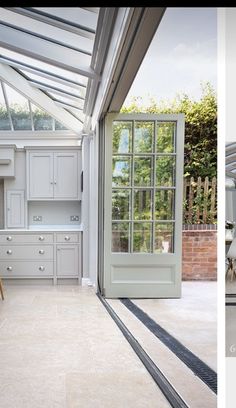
[6,190,25,228]
[53,152,78,199]
[28,152,54,199]
[56,245,79,276]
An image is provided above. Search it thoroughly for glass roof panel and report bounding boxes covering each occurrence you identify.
[20,70,86,99]
[33,7,99,31]
[55,120,68,130]
[0,83,11,130]
[0,48,88,86]
[0,8,94,55]
[31,103,53,131]
[4,83,32,130]
[48,92,84,110]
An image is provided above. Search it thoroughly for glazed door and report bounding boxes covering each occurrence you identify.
[103,113,184,298]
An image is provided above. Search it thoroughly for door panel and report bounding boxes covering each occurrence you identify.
[103,113,184,298]
[6,190,25,228]
[29,153,53,199]
[54,152,78,199]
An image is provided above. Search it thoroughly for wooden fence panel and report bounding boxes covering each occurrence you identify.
[183,176,217,224]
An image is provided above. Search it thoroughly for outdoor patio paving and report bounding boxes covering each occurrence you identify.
[0,281,217,408]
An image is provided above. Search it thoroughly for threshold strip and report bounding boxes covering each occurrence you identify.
[97,292,189,408]
[120,298,217,395]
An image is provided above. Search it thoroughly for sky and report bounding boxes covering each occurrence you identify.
[123,7,217,107]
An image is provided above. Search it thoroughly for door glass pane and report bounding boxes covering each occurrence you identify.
[112,157,131,187]
[113,121,132,154]
[134,157,152,186]
[112,190,131,220]
[156,156,176,186]
[156,122,175,153]
[134,121,154,153]
[134,189,152,220]
[154,223,174,253]
[133,223,152,253]
[112,222,130,252]
[155,190,175,220]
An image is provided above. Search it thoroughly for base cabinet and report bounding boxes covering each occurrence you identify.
[0,231,81,283]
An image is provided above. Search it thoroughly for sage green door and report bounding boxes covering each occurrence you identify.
[103,113,184,298]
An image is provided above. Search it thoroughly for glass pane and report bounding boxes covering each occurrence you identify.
[47,92,84,110]
[55,120,68,130]
[133,223,152,253]
[112,157,131,187]
[112,190,131,220]
[155,223,174,253]
[112,222,130,252]
[134,189,152,220]
[134,157,152,187]
[156,122,175,153]
[31,104,53,130]
[4,84,32,130]
[134,121,154,153]
[113,121,132,154]
[156,156,176,186]
[0,84,11,130]
[155,190,175,220]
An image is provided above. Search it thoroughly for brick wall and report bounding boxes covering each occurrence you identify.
[182,227,217,280]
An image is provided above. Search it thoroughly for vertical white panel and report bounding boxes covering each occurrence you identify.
[29,152,53,199]
[54,152,78,199]
[6,190,25,228]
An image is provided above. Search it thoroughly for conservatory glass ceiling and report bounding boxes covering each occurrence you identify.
[0,7,101,135]
[226,143,236,179]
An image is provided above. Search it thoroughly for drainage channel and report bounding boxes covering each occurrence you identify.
[120,298,217,395]
[97,292,189,408]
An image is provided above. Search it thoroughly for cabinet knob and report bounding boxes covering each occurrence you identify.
[65,236,70,241]
[6,236,12,241]
[54,181,57,184]
[6,250,12,255]
[39,266,45,271]
[39,236,45,241]
[7,266,12,271]
[39,250,45,254]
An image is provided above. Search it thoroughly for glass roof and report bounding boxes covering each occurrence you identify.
[0,80,69,131]
[0,7,101,133]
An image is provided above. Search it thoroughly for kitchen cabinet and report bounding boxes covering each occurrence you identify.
[27,149,80,200]
[6,190,25,228]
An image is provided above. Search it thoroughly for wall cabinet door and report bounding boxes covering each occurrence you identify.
[54,152,78,199]
[29,152,54,199]
[56,245,79,276]
[6,190,25,228]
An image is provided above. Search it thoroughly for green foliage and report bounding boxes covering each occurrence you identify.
[122,82,217,178]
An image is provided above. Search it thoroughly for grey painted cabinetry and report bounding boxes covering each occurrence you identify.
[0,231,81,283]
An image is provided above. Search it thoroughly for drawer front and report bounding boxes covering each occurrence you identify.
[0,233,53,244]
[56,233,79,243]
[0,245,53,260]
[0,261,54,276]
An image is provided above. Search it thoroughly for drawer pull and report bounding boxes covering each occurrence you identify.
[65,236,70,241]
[6,250,12,255]
[39,236,45,241]
[7,266,12,271]
[39,250,45,254]
[39,266,45,271]
[6,236,12,241]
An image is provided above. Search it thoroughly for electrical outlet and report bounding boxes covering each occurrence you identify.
[33,215,42,221]
[70,215,79,221]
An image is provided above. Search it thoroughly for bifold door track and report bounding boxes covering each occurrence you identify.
[120,298,217,395]
[97,292,189,408]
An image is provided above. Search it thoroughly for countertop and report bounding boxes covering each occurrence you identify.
[0,224,83,232]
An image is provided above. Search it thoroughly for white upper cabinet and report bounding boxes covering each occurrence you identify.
[27,149,81,200]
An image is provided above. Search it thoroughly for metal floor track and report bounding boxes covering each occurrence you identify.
[120,298,217,395]
[97,292,189,408]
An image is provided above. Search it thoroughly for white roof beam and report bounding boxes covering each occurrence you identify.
[0,56,86,90]
[4,7,96,40]
[0,23,98,79]
[28,79,85,101]
[0,63,82,135]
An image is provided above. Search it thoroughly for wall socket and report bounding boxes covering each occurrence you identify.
[70,215,79,221]
[33,215,42,221]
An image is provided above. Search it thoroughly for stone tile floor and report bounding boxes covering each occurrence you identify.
[0,282,217,407]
